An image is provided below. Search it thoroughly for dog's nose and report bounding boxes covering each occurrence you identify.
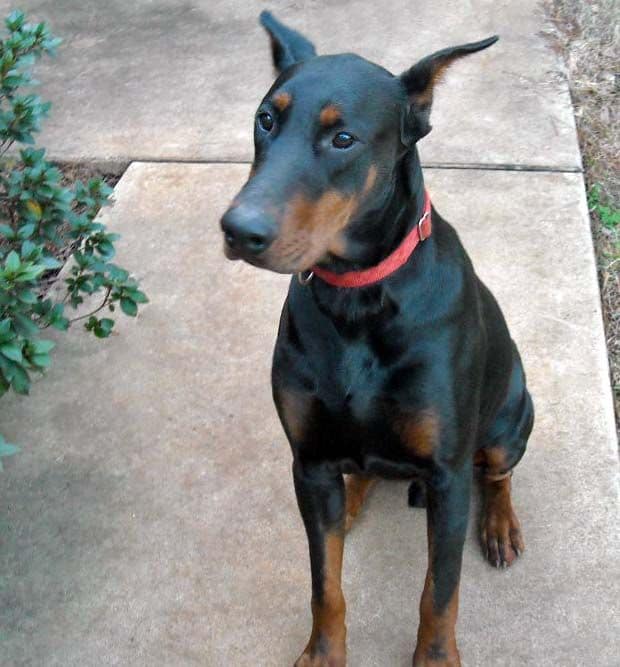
[221,206,275,255]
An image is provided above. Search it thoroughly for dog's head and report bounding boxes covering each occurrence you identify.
[221,11,497,274]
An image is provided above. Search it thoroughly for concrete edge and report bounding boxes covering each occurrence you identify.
[47,154,584,175]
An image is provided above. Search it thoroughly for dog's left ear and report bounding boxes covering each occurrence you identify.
[260,11,317,74]
[399,36,498,145]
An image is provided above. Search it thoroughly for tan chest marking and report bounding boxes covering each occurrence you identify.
[395,408,440,458]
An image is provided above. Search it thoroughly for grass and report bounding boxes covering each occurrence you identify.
[545,0,620,434]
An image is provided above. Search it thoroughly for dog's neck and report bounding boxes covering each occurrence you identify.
[309,148,433,328]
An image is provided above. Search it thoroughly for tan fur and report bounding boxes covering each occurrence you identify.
[268,189,358,271]
[297,531,347,667]
[396,408,440,458]
[266,163,378,271]
[344,475,376,531]
[414,570,461,666]
[319,104,342,126]
[273,91,292,111]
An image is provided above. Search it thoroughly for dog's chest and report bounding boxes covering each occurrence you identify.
[302,337,435,469]
[276,289,442,470]
[303,331,386,417]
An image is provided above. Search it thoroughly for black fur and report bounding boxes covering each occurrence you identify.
[221,13,533,665]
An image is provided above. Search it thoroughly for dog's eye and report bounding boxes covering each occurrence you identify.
[257,112,274,132]
[332,131,355,149]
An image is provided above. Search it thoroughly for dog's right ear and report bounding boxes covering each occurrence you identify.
[259,11,317,74]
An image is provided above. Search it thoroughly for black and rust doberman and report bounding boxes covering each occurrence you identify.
[221,11,534,667]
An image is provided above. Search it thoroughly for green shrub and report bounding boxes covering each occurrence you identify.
[0,11,147,455]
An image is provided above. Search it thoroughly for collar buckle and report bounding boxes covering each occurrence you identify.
[418,211,431,241]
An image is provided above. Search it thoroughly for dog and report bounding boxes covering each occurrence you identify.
[220,11,534,667]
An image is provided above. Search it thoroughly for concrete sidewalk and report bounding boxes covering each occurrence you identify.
[0,0,580,169]
[1,164,618,666]
[0,1,619,666]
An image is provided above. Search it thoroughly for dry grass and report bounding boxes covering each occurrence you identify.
[544,0,619,433]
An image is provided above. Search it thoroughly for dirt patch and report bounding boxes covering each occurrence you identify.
[543,0,620,434]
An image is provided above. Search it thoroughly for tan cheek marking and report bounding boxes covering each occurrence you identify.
[326,165,378,258]
[326,232,349,259]
[396,408,440,458]
[273,91,292,111]
[320,104,342,126]
[363,164,378,195]
[270,190,359,267]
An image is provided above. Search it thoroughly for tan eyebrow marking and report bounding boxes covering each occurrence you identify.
[273,91,292,111]
[319,104,342,127]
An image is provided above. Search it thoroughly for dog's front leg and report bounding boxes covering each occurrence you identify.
[293,460,347,667]
[413,463,472,667]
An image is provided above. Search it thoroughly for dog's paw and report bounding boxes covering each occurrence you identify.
[294,648,346,667]
[481,502,525,568]
[412,647,461,667]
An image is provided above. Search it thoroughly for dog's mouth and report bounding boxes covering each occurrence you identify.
[222,234,322,275]
[223,245,267,274]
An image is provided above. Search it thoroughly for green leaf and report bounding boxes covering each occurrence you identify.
[126,289,148,304]
[0,319,11,341]
[21,240,38,258]
[31,353,51,368]
[5,250,20,273]
[5,10,25,31]
[0,356,16,382]
[96,318,114,337]
[40,255,63,269]
[18,223,36,239]
[24,201,42,221]
[10,366,30,395]
[31,339,54,354]
[0,343,23,363]
[17,289,38,304]
[97,240,115,259]
[51,316,69,331]
[120,297,137,317]
[12,312,40,337]
[0,224,15,238]
[14,264,45,281]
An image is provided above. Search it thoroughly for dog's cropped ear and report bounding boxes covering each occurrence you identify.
[399,36,498,145]
[259,11,317,74]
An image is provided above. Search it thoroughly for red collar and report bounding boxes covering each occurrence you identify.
[310,190,432,288]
